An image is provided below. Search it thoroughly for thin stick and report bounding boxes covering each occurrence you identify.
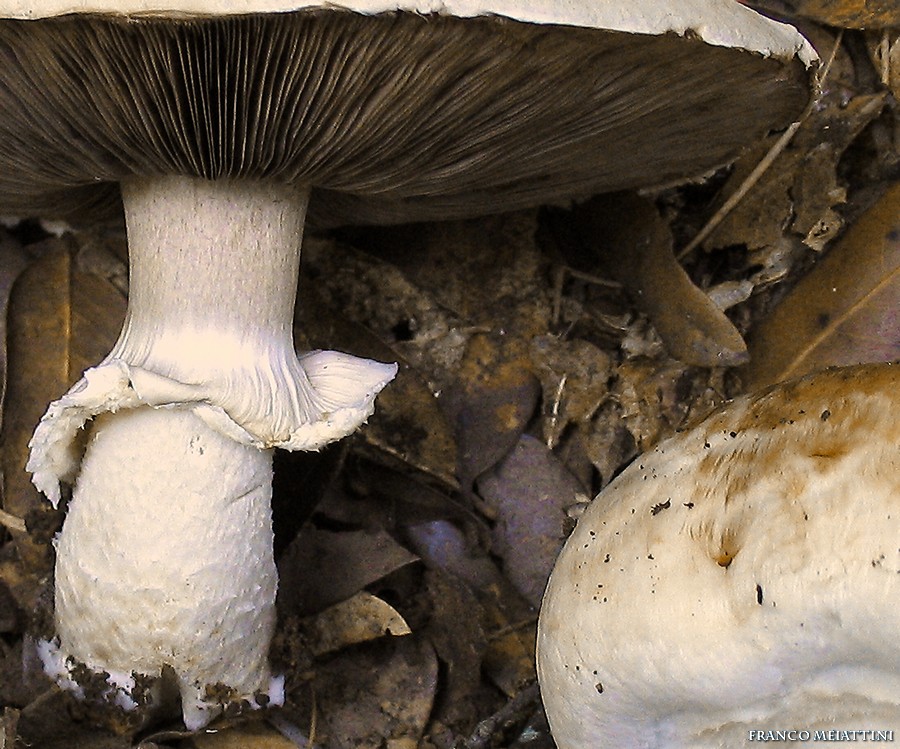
[546,374,567,450]
[0,508,26,534]
[677,31,843,260]
[878,29,890,87]
[462,683,541,749]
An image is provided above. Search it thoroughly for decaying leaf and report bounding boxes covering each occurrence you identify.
[479,607,536,700]
[300,286,459,490]
[612,359,729,453]
[866,31,900,145]
[404,519,536,697]
[299,591,411,658]
[0,237,125,571]
[476,435,588,607]
[13,689,133,749]
[744,182,900,388]
[530,335,613,449]
[772,0,900,27]
[277,526,419,617]
[361,362,459,490]
[703,92,885,254]
[405,519,504,594]
[187,721,302,749]
[333,211,550,340]
[417,569,490,734]
[583,406,639,488]
[290,636,438,749]
[571,192,748,367]
[0,231,29,414]
[443,333,540,503]
[302,236,469,390]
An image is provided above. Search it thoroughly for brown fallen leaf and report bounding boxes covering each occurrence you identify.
[403,519,536,698]
[744,182,900,388]
[13,689,133,749]
[290,635,438,749]
[571,193,749,367]
[0,232,30,409]
[771,0,900,27]
[443,333,541,503]
[476,435,587,608]
[277,526,419,617]
[300,283,459,490]
[0,238,125,572]
[331,210,550,340]
[298,591,411,658]
[187,721,303,749]
[700,90,885,255]
[417,568,490,734]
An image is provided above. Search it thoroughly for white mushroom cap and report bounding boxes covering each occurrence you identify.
[537,363,900,749]
[0,0,818,67]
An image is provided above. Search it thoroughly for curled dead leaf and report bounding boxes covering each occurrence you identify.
[278,526,418,617]
[0,238,125,572]
[476,435,587,608]
[745,182,900,388]
[779,0,900,27]
[301,591,411,658]
[571,193,748,367]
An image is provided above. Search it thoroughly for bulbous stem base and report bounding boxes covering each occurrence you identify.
[42,406,282,730]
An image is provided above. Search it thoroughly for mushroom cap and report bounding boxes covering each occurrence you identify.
[0,0,816,224]
[536,363,900,749]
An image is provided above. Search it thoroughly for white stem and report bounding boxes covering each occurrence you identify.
[28,175,397,727]
[111,175,395,445]
[28,176,397,501]
[43,407,282,730]
[112,176,309,438]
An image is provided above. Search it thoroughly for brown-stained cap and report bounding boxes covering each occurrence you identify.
[0,3,817,224]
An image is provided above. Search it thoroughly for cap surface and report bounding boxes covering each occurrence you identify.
[0,1,815,224]
[536,363,900,748]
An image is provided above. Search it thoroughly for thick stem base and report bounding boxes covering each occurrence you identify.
[43,406,282,730]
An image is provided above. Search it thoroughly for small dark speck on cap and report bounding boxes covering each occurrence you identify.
[651,500,671,516]
[820,409,831,421]
[756,584,764,605]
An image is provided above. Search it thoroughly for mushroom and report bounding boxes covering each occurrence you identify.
[0,0,816,731]
[537,363,900,749]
